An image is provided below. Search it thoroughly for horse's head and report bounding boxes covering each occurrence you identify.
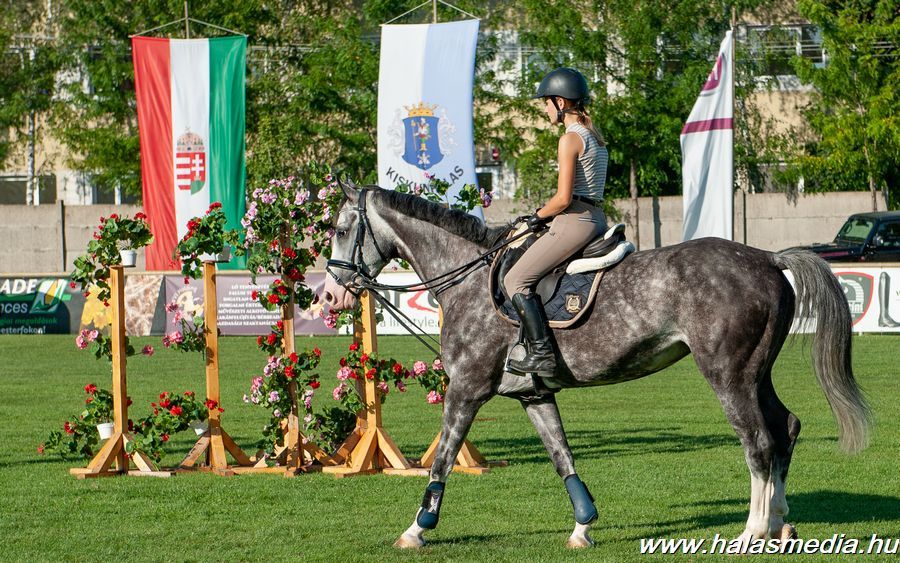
[323,179,394,311]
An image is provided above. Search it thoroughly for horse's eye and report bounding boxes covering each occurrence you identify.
[337,230,347,238]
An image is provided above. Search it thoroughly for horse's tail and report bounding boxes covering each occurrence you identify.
[772,249,871,453]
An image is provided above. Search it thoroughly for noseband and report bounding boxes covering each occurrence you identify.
[325,188,389,293]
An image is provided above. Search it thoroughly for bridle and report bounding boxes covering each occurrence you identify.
[325,188,532,355]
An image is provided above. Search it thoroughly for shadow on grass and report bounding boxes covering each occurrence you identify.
[474,426,740,465]
[622,491,900,540]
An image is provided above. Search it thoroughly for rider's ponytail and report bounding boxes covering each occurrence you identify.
[577,103,606,147]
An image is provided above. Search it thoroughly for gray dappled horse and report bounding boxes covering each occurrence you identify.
[322,181,870,549]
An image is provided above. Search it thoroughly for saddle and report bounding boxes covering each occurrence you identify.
[489,223,635,329]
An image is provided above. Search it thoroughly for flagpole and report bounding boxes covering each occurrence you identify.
[184,1,190,39]
[731,8,740,243]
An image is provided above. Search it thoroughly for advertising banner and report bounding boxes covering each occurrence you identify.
[0,277,84,334]
[163,272,335,336]
[784,266,900,333]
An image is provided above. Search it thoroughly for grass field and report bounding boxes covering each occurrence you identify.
[0,334,898,562]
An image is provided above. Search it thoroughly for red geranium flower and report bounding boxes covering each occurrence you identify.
[312,347,321,358]
[169,405,183,416]
[161,434,169,442]
[160,399,172,409]
[64,421,75,434]
[310,380,320,390]
[339,357,347,367]
[184,391,194,397]
[251,291,259,300]
[266,333,278,345]
[267,294,279,304]
[289,352,299,364]
[205,399,218,410]
[365,368,376,380]
[284,366,295,379]
[360,353,369,364]
[349,343,359,352]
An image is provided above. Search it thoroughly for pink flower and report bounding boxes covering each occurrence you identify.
[332,383,347,401]
[395,380,407,392]
[426,390,443,404]
[336,366,353,381]
[173,310,183,324]
[480,189,493,208]
[377,381,389,394]
[320,309,338,329]
[75,334,87,349]
[87,330,99,342]
[413,361,427,377]
[432,359,444,371]
[251,376,264,393]
[317,188,328,200]
[268,390,280,402]
[165,301,179,313]
[273,408,282,418]
[141,345,154,357]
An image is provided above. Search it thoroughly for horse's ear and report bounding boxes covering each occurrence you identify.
[338,177,359,204]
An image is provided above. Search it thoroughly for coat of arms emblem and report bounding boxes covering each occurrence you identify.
[175,129,207,194]
[388,102,456,172]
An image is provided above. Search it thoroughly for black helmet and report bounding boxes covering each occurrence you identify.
[533,67,590,103]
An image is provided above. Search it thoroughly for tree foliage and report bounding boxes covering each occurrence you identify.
[786,0,899,209]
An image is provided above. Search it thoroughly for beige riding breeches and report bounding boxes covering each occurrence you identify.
[503,199,607,297]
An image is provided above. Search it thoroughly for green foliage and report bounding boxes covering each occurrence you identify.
[51,0,271,197]
[130,390,210,462]
[0,2,61,170]
[70,212,153,305]
[789,0,900,208]
[174,202,241,280]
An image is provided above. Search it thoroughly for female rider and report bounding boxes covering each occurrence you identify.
[504,67,609,377]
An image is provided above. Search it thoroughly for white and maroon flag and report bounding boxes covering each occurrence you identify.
[132,36,246,270]
[681,31,733,241]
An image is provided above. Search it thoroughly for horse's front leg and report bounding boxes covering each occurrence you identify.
[521,394,599,548]
[394,384,490,549]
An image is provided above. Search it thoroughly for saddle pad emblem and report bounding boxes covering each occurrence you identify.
[565,294,582,314]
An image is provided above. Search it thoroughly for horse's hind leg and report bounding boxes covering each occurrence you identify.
[520,394,598,548]
[714,372,801,543]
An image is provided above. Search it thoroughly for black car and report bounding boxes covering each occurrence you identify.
[797,211,900,262]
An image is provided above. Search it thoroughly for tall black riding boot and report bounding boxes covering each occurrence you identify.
[879,272,899,327]
[508,293,557,377]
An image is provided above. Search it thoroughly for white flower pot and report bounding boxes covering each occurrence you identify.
[96,422,114,440]
[119,249,137,268]
[198,245,231,263]
[189,420,208,436]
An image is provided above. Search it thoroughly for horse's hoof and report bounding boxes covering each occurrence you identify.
[394,534,425,549]
[780,524,797,540]
[566,535,594,549]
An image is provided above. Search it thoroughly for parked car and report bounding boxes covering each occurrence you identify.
[793,211,900,262]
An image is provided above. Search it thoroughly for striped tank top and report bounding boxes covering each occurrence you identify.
[566,122,608,202]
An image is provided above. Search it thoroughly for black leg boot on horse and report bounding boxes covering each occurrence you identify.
[508,293,558,377]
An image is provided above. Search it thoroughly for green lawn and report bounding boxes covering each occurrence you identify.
[1,334,898,562]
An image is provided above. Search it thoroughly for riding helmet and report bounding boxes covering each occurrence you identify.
[533,67,590,103]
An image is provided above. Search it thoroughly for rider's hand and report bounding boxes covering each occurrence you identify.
[526,213,550,233]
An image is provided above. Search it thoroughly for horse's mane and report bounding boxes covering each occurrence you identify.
[372,188,510,249]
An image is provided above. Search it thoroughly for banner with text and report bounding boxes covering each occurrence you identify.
[377,20,480,214]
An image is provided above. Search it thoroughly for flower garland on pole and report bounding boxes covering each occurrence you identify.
[238,167,343,470]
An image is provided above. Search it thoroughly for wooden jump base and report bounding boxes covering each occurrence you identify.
[70,266,173,479]
[177,262,252,475]
[323,291,425,477]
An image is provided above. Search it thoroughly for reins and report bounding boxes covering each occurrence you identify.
[325,189,531,357]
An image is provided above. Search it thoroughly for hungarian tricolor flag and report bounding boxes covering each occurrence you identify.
[132,36,247,270]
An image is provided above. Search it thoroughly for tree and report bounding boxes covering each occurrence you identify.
[0,1,60,203]
[52,0,271,199]
[788,0,899,210]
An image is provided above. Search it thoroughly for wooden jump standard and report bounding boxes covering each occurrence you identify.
[179,261,252,475]
[70,266,171,478]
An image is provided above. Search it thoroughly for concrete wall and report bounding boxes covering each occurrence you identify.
[610,191,887,251]
[0,192,889,274]
[0,203,144,274]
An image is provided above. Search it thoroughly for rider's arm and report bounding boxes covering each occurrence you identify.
[535,131,582,219]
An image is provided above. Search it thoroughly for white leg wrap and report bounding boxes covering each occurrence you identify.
[739,471,789,542]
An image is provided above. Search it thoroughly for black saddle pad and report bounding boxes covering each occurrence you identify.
[490,234,600,326]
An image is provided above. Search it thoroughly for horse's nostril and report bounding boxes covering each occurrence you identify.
[323,291,334,305]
